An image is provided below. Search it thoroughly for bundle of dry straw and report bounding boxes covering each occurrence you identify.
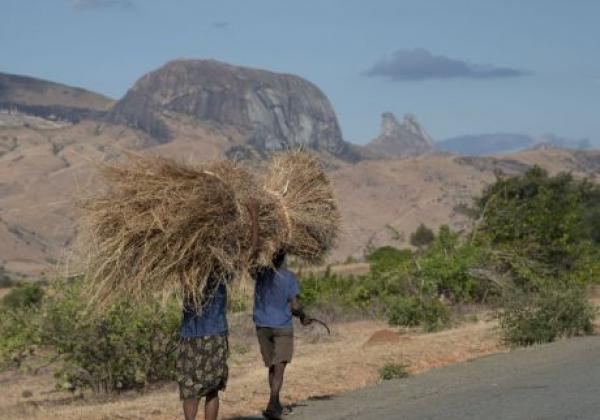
[265,152,341,262]
[79,151,340,310]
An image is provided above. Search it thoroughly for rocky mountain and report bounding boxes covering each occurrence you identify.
[109,59,359,160]
[0,72,113,123]
[366,113,435,157]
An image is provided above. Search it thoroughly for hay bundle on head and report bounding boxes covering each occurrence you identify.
[80,155,255,310]
[264,151,341,263]
[79,151,340,311]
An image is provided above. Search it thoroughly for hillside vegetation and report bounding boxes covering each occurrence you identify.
[0,167,598,395]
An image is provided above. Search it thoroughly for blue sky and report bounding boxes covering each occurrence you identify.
[1,0,599,145]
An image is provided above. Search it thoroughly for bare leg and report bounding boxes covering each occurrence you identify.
[205,390,220,420]
[267,362,287,413]
[268,365,275,391]
[183,398,199,420]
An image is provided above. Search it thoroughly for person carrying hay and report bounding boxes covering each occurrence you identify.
[252,250,312,420]
[177,200,260,420]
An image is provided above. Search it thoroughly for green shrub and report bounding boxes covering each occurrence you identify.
[0,308,41,369]
[300,270,358,309]
[410,223,435,248]
[0,266,15,288]
[418,226,487,303]
[0,279,181,392]
[476,168,600,286]
[499,284,595,347]
[366,246,413,273]
[379,362,409,380]
[42,280,180,392]
[1,283,45,310]
[387,296,450,332]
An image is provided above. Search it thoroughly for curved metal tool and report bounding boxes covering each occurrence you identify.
[306,318,331,335]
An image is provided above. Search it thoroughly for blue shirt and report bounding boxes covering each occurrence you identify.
[180,282,228,338]
[253,268,300,328]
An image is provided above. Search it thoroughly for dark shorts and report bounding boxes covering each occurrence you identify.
[176,335,229,400]
[256,327,294,367]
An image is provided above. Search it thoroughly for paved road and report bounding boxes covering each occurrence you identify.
[286,336,600,420]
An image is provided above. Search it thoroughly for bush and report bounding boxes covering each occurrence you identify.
[499,284,595,347]
[379,362,409,380]
[477,168,600,286]
[410,223,435,248]
[0,308,41,369]
[43,280,180,392]
[1,283,44,310]
[387,296,450,332]
[418,226,487,303]
[0,279,180,392]
[366,246,413,273]
[0,266,15,288]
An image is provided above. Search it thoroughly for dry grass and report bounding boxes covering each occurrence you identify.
[77,155,247,310]
[265,152,341,264]
[77,151,340,311]
[0,316,505,420]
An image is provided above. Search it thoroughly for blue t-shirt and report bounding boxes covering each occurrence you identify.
[253,268,300,328]
[180,282,228,338]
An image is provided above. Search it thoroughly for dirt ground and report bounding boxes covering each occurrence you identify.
[1,289,598,420]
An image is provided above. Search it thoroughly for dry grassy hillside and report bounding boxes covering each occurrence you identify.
[0,114,598,278]
[330,150,599,261]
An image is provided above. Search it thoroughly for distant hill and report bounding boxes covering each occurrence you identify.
[533,134,592,151]
[438,133,594,156]
[367,113,435,157]
[0,72,113,122]
[437,133,535,156]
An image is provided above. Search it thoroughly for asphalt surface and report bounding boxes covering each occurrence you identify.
[284,336,600,420]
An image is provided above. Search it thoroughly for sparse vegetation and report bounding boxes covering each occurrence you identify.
[303,168,599,342]
[0,167,598,398]
[379,362,409,380]
[499,283,595,346]
[302,226,481,329]
[1,282,44,310]
[0,279,180,392]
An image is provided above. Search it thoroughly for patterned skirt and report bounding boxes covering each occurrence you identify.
[176,335,229,400]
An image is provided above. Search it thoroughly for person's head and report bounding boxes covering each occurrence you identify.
[272,249,286,269]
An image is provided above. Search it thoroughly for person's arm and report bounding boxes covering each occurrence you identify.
[290,296,312,326]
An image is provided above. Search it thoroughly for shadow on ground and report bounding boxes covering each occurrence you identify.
[228,396,333,420]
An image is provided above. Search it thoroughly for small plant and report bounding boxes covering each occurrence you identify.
[499,284,595,347]
[0,266,15,288]
[1,282,44,310]
[379,362,409,380]
[387,296,450,332]
[410,223,435,248]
